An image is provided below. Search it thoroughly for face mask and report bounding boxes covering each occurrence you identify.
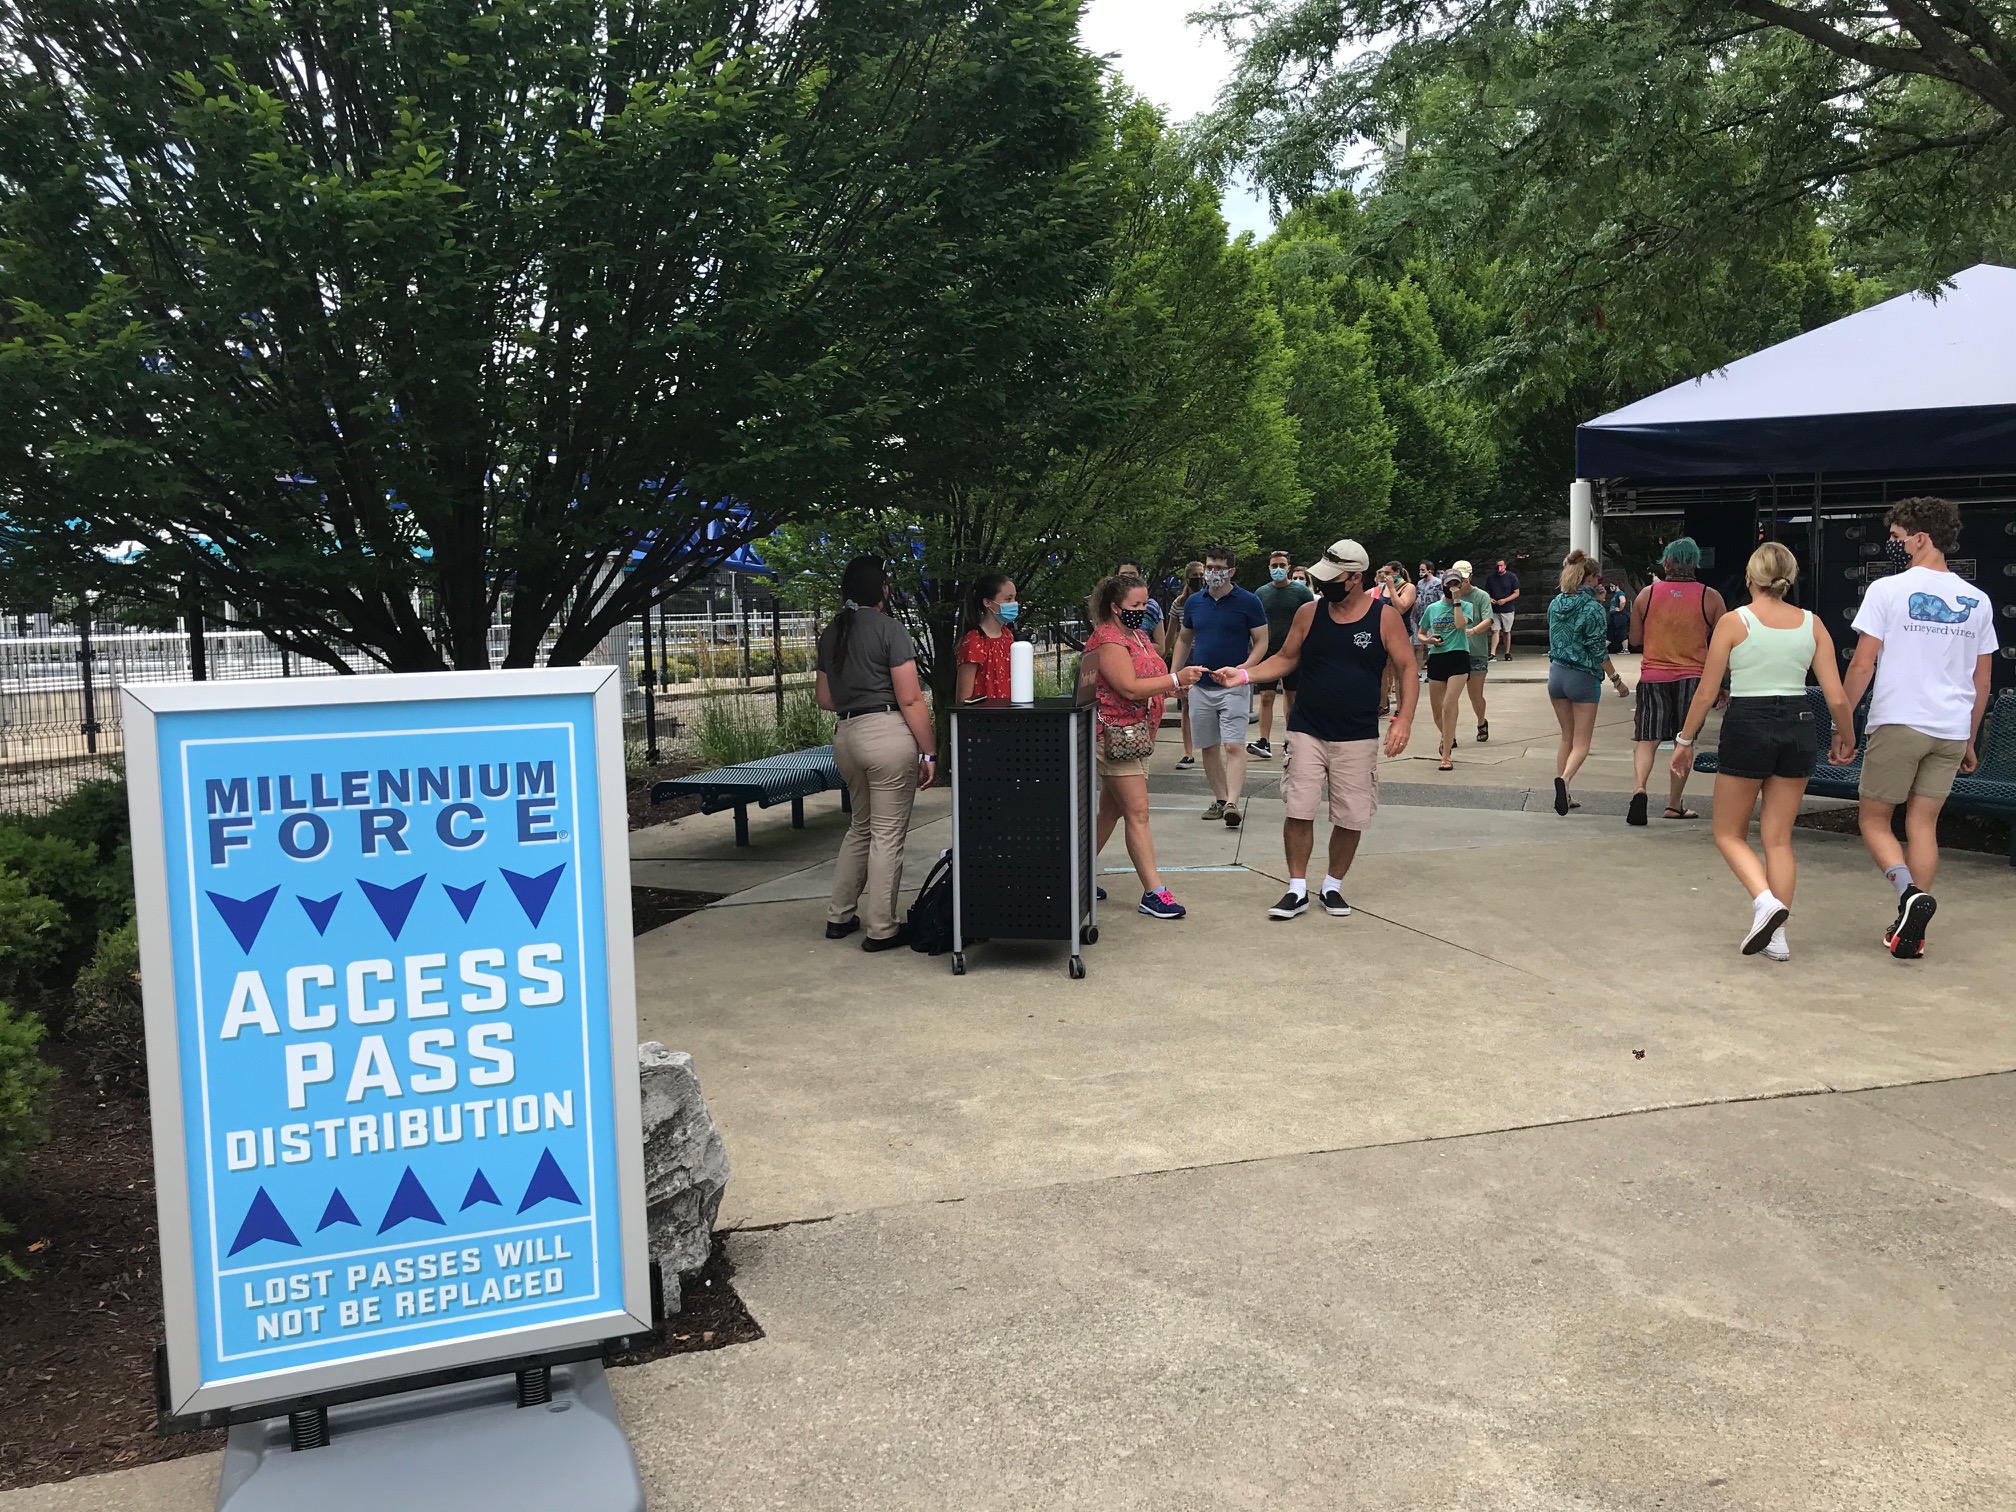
[1187,576,1203,592]
[1270,566,1288,582]
[1884,537,1914,570]
[1119,607,1148,630]
[1320,578,1355,603]
[994,601,1019,624]
[1203,568,1231,591]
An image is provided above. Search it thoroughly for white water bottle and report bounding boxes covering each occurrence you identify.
[1009,640,1035,703]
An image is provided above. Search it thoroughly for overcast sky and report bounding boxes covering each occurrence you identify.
[1078,0,1275,239]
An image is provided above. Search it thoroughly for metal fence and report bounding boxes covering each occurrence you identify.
[0,610,824,816]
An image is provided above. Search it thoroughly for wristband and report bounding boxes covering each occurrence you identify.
[1673,733,1694,748]
[921,754,936,763]
[1239,667,1251,686]
[1170,673,1180,692]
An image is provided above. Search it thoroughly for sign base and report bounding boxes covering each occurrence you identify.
[215,1360,644,1512]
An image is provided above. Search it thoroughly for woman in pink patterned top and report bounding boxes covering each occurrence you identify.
[1086,574,1205,920]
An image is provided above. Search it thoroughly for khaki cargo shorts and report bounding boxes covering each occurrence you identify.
[1859,723,1966,806]
[1281,732,1380,831]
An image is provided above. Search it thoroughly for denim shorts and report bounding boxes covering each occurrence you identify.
[1547,662,1602,705]
[1717,695,1817,781]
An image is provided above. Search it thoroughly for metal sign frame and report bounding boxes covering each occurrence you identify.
[124,667,651,1419]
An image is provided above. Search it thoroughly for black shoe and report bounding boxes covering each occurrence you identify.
[1096,886,1107,902]
[862,925,911,953]
[825,918,860,940]
[1268,891,1309,920]
[1627,791,1649,827]
[1886,888,1936,959]
[1321,888,1351,916]
[1554,777,1571,816]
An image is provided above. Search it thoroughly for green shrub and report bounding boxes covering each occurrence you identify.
[0,997,57,1174]
[71,920,146,1093]
[691,696,783,768]
[0,872,66,1006]
[0,825,133,1023]
[776,688,836,752]
[28,778,131,863]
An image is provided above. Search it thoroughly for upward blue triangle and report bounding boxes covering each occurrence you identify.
[298,893,342,935]
[461,1169,501,1210]
[443,881,485,923]
[500,865,566,927]
[228,1186,301,1256]
[317,1188,360,1231]
[377,1166,446,1233]
[357,874,427,940]
[207,886,281,953]
[516,1148,583,1213]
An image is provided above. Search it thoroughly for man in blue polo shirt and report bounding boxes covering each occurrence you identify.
[1171,546,1268,826]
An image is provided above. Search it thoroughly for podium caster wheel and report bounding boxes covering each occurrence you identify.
[1068,956,1086,980]
[1082,926,1099,945]
[951,953,966,976]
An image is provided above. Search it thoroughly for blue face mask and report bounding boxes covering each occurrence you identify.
[994,601,1020,624]
[1270,566,1288,582]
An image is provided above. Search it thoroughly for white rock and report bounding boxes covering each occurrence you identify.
[638,1042,729,1311]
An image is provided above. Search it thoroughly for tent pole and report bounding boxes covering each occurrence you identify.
[1570,479,1594,557]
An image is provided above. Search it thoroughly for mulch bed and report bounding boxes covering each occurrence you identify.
[1795,801,2011,857]
[627,758,702,830]
[0,894,750,1492]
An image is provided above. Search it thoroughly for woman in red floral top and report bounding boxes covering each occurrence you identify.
[1086,574,1205,920]
[955,573,1019,702]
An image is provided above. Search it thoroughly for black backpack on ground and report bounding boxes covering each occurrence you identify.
[908,849,955,955]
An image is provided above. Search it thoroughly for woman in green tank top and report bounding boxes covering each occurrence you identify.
[1670,543,1858,962]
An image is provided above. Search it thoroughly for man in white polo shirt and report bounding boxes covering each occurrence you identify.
[1843,496,1999,960]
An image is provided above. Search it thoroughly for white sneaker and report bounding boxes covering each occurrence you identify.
[1764,926,1789,962]
[1743,891,1790,956]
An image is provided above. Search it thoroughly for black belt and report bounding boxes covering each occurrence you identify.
[837,705,899,719]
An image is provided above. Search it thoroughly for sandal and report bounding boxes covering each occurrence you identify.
[1662,806,1700,820]
[1476,721,1489,743]
[1438,759,1454,771]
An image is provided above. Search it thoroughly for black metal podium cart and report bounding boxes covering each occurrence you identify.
[949,695,1098,978]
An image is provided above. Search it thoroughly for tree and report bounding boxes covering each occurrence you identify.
[769,93,1307,709]
[1195,0,2013,385]
[0,0,1116,669]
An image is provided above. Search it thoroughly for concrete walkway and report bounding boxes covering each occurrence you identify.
[12,671,2015,1511]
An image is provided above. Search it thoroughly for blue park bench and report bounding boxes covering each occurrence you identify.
[650,745,848,847]
[1692,687,2016,865]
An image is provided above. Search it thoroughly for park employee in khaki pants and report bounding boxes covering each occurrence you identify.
[815,555,937,953]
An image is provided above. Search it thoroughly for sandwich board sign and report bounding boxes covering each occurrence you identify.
[124,667,651,1422]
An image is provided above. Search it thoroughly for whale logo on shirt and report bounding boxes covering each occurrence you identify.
[1907,592,1979,625]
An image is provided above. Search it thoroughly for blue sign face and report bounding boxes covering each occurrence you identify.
[149,691,629,1394]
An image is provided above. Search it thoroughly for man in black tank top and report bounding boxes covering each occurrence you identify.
[1209,538,1418,920]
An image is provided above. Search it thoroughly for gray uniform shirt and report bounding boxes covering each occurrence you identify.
[816,609,916,712]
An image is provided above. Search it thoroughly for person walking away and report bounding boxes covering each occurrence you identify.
[955,574,1018,702]
[1414,561,1439,684]
[1212,539,1415,919]
[1484,558,1521,661]
[1116,557,1166,654]
[1449,560,1495,742]
[1604,578,1631,653]
[1840,496,1999,959]
[1420,572,1475,770]
[1171,547,1268,826]
[1249,549,1315,761]
[816,555,938,951]
[1626,538,1724,826]
[1546,552,1630,815]
[1171,560,1205,770]
[1086,575,1205,919]
[1373,562,1418,717]
[1669,543,1856,960]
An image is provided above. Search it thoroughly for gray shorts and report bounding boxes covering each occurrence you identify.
[1189,679,1253,749]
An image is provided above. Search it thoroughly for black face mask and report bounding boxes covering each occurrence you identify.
[1883,537,1914,570]
[1119,607,1148,630]
[1319,579,1354,603]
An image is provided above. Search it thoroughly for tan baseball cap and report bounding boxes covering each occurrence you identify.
[1306,539,1371,581]
[1451,559,1474,579]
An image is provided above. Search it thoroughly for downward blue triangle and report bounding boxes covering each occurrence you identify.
[516,1148,582,1213]
[500,865,566,927]
[316,1188,360,1231]
[298,893,342,935]
[460,1169,501,1210]
[444,881,485,923]
[357,874,427,940]
[227,1186,300,1256]
[377,1166,445,1233]
[207,886,281,953]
